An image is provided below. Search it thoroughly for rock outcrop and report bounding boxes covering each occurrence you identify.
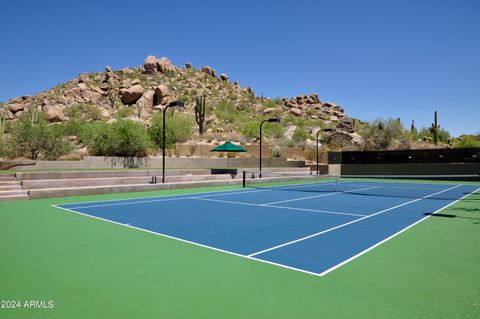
[1,54,356,145]
[144,55,158,74]
[120,85,144,104]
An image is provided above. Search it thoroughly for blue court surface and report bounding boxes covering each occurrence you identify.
[54,181,479,276]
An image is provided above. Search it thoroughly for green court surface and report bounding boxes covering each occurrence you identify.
[1,185,479,318]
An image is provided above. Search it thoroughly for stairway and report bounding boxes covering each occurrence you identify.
[0,174,29,201]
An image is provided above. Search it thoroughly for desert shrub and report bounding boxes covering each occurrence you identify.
[114,106,134,119]
[241,118,284,140]
[64,103,103,121]
[86,119,150,157]
[148,112,194,149]
[0,136,16,159]
[292,126,309,143]
[417,127,451,144]
[59,118,88,137]
[452,134,480,148]
[272,145,283,158]
[359,118,406,150]
[215,100,239,124]
[260,97,282,109]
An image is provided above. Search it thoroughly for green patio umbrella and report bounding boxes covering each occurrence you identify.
[210,141,247,168]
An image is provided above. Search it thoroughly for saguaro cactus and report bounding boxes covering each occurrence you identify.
[30,107,38,125]
[411,119,416,133]
[0,111,4,136]
[195,96,206,135]
[429,111,440,145]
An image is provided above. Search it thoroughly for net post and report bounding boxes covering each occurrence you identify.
[335,175,339,193]
[242,170,246,188]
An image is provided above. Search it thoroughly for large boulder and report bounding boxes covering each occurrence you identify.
[220,73,229,81]
[324,101,338,108]
[8,103,25,113]
[120,85,144,104]
[45,107,65,123]
[64,87,82,103]
[156,57,173,73]
[136,89,155,119]
[153,85,173,106]
[290,107,302,117]
[144,55,158,74]
[81,90,102,104]
[78,83,88,91]
[137,89,155,110]
[201,66,216,77]
[328,131,364,148]
[262,107,276,115]
[78,73,89,83]
[5,109,15,120]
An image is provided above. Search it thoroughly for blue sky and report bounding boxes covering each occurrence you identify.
[1,0,479,136]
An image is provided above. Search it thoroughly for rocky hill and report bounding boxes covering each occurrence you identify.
[2,55,361,148]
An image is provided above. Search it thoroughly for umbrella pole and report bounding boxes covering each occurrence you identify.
[227,152,230,169]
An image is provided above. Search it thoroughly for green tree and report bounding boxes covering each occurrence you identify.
[11,111,72,160]
[87,120,151,157]
[12,111,48,159]
[148,112,194,149]
[41,125,73,160]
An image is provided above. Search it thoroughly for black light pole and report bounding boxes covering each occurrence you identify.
[259,117,281,178]
[162,101,185,183]
[316,128,333,175]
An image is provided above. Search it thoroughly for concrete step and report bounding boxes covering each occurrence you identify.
[0,185,23,191]
[22,174,238,190]
[0,194,30,201]
[0,181,22,187]
[16,169,212,181]
[0,190,29,197]
[0,175,17,182]
[29,178,244,199]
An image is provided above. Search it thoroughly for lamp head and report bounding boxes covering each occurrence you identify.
[168,101,185,108]
[268,117,281,123]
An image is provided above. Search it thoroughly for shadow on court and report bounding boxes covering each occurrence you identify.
[424,213,480,224]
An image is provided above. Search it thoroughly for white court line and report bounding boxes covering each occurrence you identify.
[62,188,272,210]
[247,184,463,257]
[57,188,271,208]
[318,186,480,276]
[264,205,368,217]
[260,186,379,205]
[51,204,323,277]
[51,184,476,278]
[190,196,366,217]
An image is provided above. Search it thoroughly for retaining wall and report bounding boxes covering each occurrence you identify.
[8,156,306,171]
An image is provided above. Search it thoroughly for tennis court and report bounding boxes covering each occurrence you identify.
[53,174,480,276]
[2,173,480,318]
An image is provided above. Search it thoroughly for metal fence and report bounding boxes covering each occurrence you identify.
[328,148,480,164]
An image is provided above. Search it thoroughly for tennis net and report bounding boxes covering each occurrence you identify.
[242,171,480,200]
